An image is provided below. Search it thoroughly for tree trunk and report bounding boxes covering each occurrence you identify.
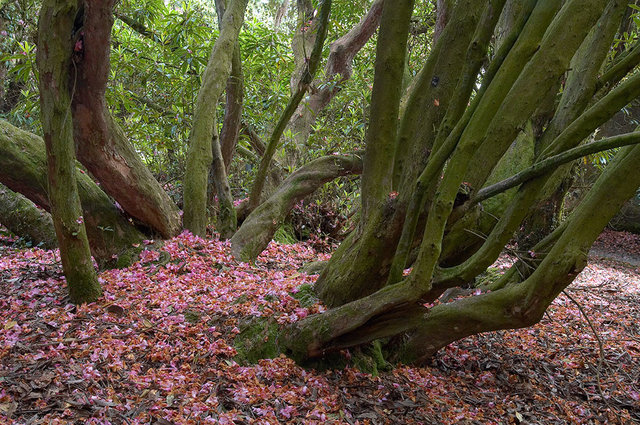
[231,153,362,261]
[37,0,101,304]
[316,0,491,307]
[0,119,146,268]
[287,0,383,147]
[0,184,57,249]
[219,46,244,172]
[183,0,248,237]
[241,0,634,366]
[214,0,245,173]
[70,0,182,239]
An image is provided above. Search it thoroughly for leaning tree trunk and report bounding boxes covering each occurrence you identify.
[247,0,332,211]
[0,119,146,268]
[0,184,57,249]
[70,0,181,239]
[287,0,383,148]
[231,153,363,261]
[514,0,630,249]
[183,0,248,237]
[37,0,101,304]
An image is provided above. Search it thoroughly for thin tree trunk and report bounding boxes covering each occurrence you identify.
[247,0,332,211]
[214,0,244,172]
[37,0,101,304]
[287,0,383,147]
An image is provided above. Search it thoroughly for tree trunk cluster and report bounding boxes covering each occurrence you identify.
[2,0,639,366]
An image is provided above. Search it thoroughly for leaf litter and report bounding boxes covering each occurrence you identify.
[0,229,638,424]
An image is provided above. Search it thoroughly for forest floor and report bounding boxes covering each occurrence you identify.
[0,229,638,425]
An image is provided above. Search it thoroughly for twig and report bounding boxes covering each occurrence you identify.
[561,290,612,411]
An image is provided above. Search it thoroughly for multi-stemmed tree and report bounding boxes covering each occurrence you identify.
[1,0,640,363]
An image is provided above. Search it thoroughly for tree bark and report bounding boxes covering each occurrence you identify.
[316,0,489,308]
[0,119,146,267]
[71,0,182,239]
[37,0,101,304]
[183,0,248,237]
[248,0,332,211]
[214,0,244,172]
[231,153,363,261]
[287,0,383,147]
[0,184,57,249]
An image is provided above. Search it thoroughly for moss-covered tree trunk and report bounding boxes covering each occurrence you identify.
[226,0,640,366]
[0,184,57,249]
[183,0,248,237]
[0,119,146,268]
[231,153,363,261]
[36,0,101,304]
[214,0,244,173]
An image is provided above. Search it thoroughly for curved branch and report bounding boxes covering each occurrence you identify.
[231,152,362,261]
[248,0,332,210]
[288,0,383,146]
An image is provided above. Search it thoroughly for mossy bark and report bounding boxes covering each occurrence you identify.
[183,0,247,236]
[37,0,101,304]
[274,0,639,365]
[218,45,243,171]
[0,184,57,249]
[248,0,332,211]
[231,153,363,261]
[315,0,493,307]
[395,144,640,364]
[514,0,628,248]
[0,119,146,267]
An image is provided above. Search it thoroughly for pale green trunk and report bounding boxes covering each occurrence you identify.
[184,0,248,236]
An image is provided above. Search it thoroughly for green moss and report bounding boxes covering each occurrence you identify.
[274,223,297,244]
[299,261,327,275]
[113,246,144,269]
[291,284,319,308]
[475,267,503,287]
[351,341,392,376]
[233,294,250,304]
[233,318,281,364]
[184,310,202,324]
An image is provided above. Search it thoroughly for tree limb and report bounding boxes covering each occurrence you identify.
[474,132,640,203]
[248,0,332,210]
